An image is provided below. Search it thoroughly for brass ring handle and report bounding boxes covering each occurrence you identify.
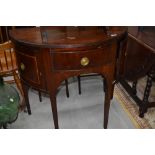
[20,63,25,71]
[80,57,89,66]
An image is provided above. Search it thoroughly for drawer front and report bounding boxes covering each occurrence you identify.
[52,45,116,71]
[16,51,40,85]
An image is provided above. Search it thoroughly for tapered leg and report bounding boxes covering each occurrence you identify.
[77,75,81,95]
[38,91,42,102]
[104,94,111,129]
[49,94,59,129]
[103,76,114,129]
[65,80,69,98]
[21,82,31,115]
[103,78,106,92]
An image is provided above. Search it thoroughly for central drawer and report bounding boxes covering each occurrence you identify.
[51,46,114,71]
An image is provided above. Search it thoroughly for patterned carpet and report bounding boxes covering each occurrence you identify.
[114,78,155,129]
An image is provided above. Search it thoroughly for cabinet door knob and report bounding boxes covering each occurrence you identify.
[20,63,25,71]
[80,57,89,66]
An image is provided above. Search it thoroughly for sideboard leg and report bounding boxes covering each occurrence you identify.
[104,95,111,129]
[103,76,113,129]
[103,77,106,93]
[22,82,31,115]
[50,94,59,129]
[38,91,42,102]
[77,75,81,95]
[65,80,69,98]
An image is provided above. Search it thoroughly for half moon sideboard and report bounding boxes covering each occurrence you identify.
[9,26,127,129]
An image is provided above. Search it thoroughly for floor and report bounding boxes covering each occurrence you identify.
[10,76,135,129]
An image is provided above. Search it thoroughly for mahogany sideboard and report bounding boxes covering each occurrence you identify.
[9,26,127,129]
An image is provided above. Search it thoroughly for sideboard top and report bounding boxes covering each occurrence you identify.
[9,26,127,48]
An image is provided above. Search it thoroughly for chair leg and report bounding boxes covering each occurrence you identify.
[77,75,81,95]
[12,71,25,110]
[38,91,42,102]
[65,80,69,98]
[13,71,24,96]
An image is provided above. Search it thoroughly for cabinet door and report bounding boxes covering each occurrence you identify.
[16,51,40,85]
[15,45,47,90]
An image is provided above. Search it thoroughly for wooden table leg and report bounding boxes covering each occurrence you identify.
[104,94,111,129]
[139,71,154,117]
[21,82,31,115]
[38,91,42,102]
[49,72,114,129]
[49,93,59,129]
[65,80,69,98]
[77,75,81,95]
[103,74,114,129]
[132,80,138,95]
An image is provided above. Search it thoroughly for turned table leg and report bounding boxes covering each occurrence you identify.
[132,80,138,95]
[139,71,154,118]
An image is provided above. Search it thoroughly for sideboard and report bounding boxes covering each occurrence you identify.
[10,26,127,128]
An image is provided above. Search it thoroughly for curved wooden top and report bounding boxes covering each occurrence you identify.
[9,26,127,49]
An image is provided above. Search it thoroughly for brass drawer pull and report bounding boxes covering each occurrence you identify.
[80,57,89,66]
[20,63,25,71]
